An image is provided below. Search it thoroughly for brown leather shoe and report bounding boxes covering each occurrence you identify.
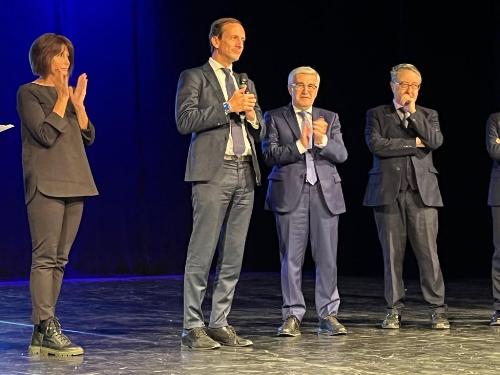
[277,315,301,337]
[206,325,253,347]
[181,327,221,350]
[318,314,347,335]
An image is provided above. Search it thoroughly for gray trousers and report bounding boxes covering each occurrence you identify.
[27,190,84,324]
[492,207,500,310]
[183,160,254,329]
[275,183,340,321]
[373,189,446,314]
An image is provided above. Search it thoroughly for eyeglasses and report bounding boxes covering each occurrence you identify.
[291,83,318,91]
[393,81,421,90]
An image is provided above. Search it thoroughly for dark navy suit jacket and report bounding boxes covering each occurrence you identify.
[363,104,443,207]
[487,112,500,206]
[262,104,347,215]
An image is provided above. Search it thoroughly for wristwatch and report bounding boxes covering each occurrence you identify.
[223,101,231,115]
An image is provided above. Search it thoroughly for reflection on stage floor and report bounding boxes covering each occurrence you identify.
[0,273,499,374]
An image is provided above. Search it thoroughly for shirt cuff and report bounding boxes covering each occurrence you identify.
[248,119,259,129]
[296,140,308,154]
[315,135,328,148]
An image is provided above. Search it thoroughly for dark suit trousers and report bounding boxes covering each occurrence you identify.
[492,207,500,310]
[275,183,340,322]
[373,189,446,314]
[27,190,84,324]
[183,160,254,329]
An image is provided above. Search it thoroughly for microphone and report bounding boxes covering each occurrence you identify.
[239,73,249,123]
[239,73,249,93]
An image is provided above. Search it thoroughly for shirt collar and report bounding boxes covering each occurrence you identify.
[393,99,404,111]
[293,105,312,115]
[209,57,233,73]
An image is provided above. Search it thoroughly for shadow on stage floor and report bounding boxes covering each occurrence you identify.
[0,273,499,374]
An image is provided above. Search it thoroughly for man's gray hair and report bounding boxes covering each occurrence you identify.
[390,63,422,82]
[288,66,320,86]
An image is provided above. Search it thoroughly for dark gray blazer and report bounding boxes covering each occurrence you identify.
[487,112,500,206]
[262,104,348,215]
[17,83,98,204]
[363,104,443,207]
[175,62,264,185]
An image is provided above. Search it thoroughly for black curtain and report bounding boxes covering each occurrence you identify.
[0,0,499,280]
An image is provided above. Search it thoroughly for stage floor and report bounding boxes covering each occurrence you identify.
[0,273,499,374]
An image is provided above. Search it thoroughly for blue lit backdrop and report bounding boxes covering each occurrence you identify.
[1,1,499,280]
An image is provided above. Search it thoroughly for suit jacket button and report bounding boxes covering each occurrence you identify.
[395,167,401,171]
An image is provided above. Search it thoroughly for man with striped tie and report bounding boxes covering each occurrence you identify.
[175,17,264,350]
[363,63,449,330]
[262,66,348,337]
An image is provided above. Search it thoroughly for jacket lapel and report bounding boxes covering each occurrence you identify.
[201,63,226,103]
[312,107,322,128]
[384,104,401,125]
[284,104,301,140]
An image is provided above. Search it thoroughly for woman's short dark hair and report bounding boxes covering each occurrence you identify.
[29,33,74,77]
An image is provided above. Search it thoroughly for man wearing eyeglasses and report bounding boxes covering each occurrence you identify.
[363,63,449,330]
[262,66,348,337]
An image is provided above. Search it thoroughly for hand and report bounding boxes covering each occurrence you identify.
[53,69,69,99]
[416,137,425,148]
[300,120,312,149]
[401,94,416,113]
[228,88,256,113]
[69,73,88,109]
[245,109,256,122]
[312,116,328,145]
[496,138,500,144]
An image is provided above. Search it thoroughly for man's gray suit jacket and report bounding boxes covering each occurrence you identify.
[175,63,264,185]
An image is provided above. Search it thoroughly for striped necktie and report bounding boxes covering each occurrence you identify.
[222,68,245,156]
[299,111,317,185]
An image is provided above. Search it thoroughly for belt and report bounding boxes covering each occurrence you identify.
[223,155,252,162]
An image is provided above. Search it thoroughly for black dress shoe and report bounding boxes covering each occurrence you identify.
[206,325,253,347]
[489,310,500,326]
[29,317,84,356]
[381,313,401,329]
[277,315,301,337]
[431,312,450,329]
[181,327,221,350]
[318,314,347,335]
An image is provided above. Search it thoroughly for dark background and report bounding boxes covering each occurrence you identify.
[0,0,499,281]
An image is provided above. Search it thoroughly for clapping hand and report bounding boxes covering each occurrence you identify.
[69,73,88,109]
[53,69,69,99]
[300,120,312,149]
[312,116,328,145]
